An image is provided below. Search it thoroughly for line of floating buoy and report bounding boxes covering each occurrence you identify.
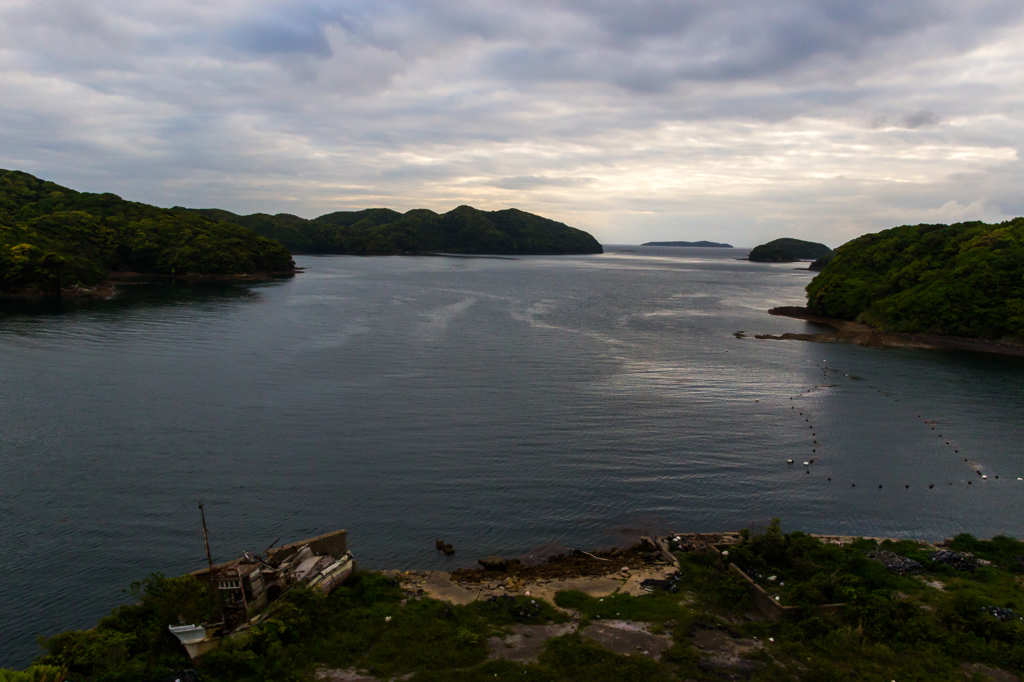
[785,375,1016,491]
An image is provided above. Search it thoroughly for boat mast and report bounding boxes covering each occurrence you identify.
[199,502,226,626]
[199,502,214,576]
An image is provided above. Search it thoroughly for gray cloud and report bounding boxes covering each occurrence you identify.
[902,110,941,129]
[1,0,1023,246]
[228,10,334,57]
[488,176,596,190]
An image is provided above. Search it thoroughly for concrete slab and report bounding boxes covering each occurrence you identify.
[421,571,480,605]
[617,568,675,597]
[487,623,576,663]
[548,576,625,597]
[580,620,672,658]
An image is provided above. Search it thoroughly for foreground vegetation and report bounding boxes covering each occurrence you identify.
[11,523,1024,681]
[190,205,603,256]
[806,218,1024,339]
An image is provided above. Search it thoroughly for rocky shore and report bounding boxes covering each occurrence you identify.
[761,306,1024,357]
[18,528,1024,682]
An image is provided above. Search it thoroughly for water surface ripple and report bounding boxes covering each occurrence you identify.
[2,247,1023,666]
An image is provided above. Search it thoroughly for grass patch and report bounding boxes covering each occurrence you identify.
[538,635,673,682]
[554,590,690,626]
[19,525,1024,682]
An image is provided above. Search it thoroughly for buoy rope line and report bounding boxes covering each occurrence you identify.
[769,360,1018,489]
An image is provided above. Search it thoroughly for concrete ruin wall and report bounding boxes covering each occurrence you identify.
[703,544,844,622]
[270,529,348,563]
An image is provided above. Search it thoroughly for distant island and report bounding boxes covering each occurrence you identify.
[748,238,832,262]
[805,218,1024,340]
[0,170,295,294]
[641,240,733,248]
[191,206,603,257]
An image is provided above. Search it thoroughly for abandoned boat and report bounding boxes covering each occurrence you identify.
[169,529,354,661]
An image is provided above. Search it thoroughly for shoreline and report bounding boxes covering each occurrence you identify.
[763,306,1024,357]
[15,529,1022,679]
[0,269,298,300]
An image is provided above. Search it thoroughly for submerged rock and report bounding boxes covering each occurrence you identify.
[479,556,509,571]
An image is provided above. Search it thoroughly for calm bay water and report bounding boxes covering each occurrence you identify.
[2,247,1024,666]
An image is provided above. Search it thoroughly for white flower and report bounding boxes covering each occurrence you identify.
[385,616,392,622]
[767,575,777,581]
[721,551,729,557]
[768,637,774,642]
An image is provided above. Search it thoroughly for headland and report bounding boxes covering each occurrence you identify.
[762,306,1024,357]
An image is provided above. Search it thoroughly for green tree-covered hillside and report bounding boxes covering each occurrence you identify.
[0,171,295,293]
[749,238,832,262]
[192,205,604,256]
[806,218,1024,339]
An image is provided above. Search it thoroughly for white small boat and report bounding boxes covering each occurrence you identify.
[168,624,222,660]
[307,552,356,594]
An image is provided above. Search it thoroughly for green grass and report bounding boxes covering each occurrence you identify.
[553,590,691,625]
[18,526,1024,681]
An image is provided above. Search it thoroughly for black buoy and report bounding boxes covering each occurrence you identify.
[852,484,856,487]
[905,485,909,489]
[878,485,883,489]
[929,484,934,489]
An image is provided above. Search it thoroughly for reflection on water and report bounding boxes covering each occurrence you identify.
[2,249,1024,667]
[0,280,272,317]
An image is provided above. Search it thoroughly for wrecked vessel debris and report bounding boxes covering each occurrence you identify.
[169,529,354,661]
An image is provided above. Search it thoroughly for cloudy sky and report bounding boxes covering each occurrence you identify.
[2,0,1023,246]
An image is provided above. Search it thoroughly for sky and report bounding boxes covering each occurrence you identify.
[2,0,1024,247]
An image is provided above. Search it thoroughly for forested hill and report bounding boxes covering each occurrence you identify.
[748,238,832,262]
[806,218,1024,339]
[190,205,604,256]
[0,170,294,293]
